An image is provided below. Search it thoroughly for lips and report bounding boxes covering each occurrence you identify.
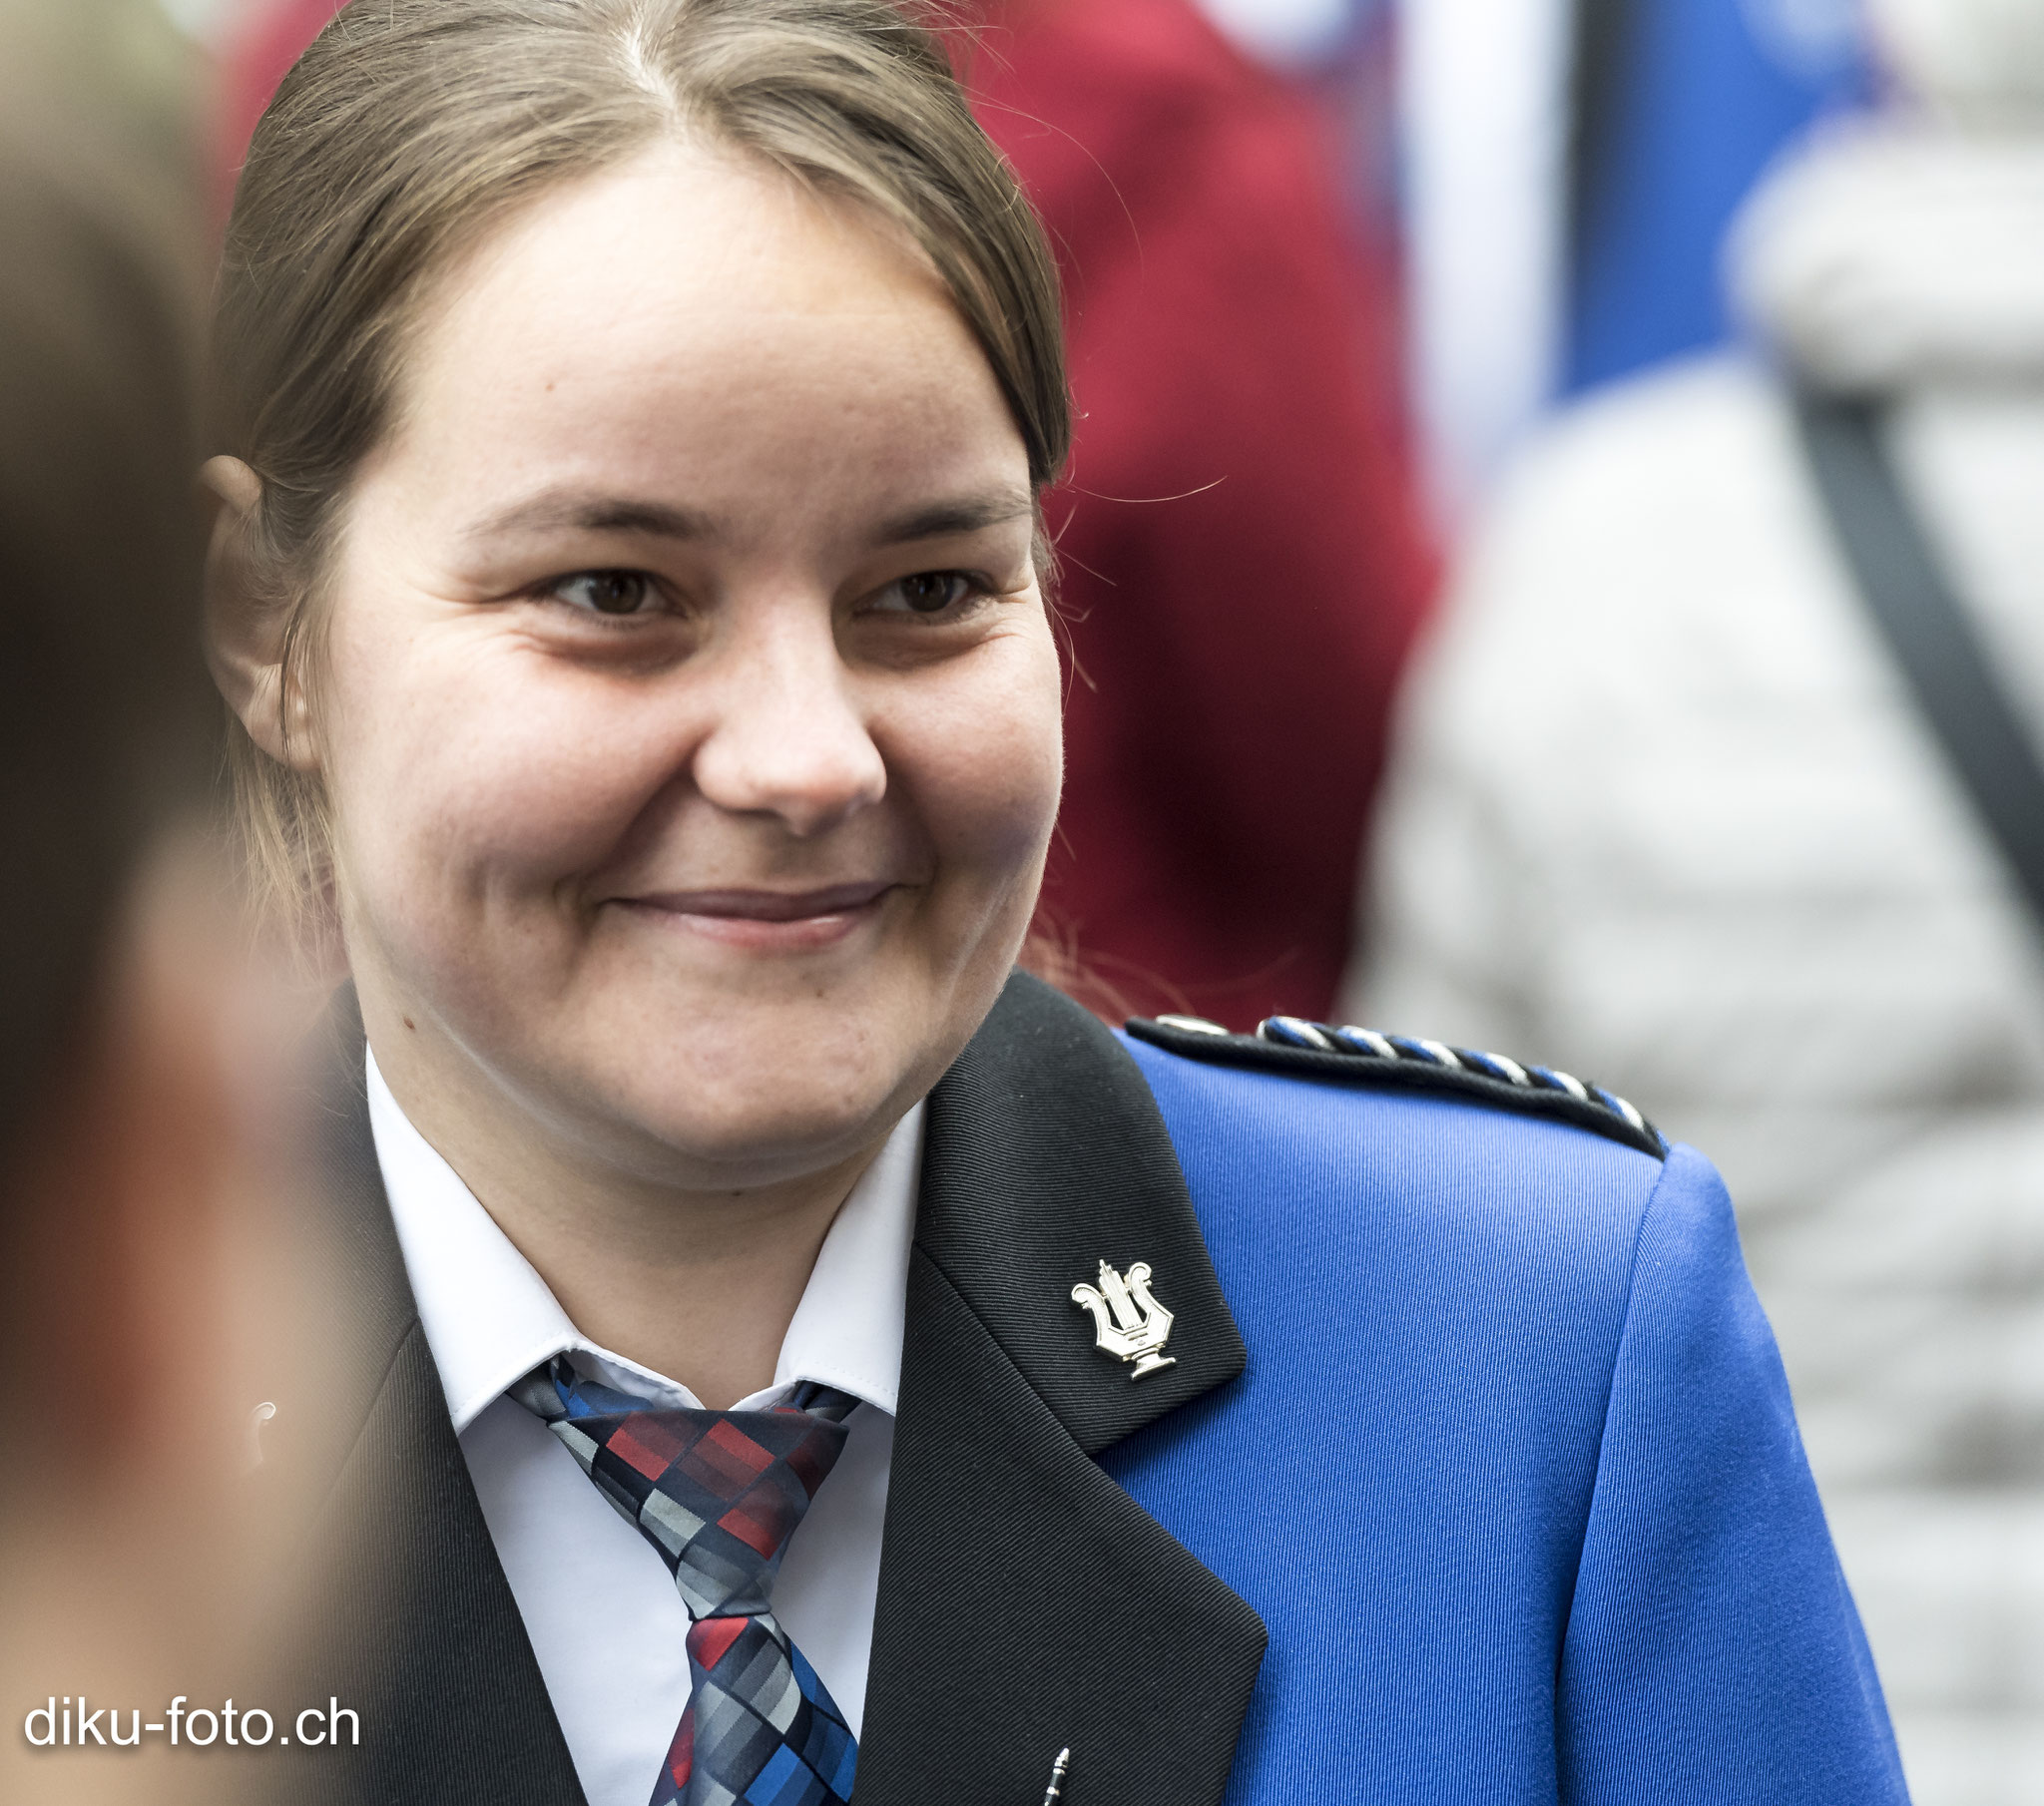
[623,881,896,921]
[610,880,900,951]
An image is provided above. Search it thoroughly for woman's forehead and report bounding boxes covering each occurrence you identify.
[412,146,967,393]
[376,144,1026,517]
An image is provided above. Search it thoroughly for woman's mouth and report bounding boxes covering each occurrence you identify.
[612,881,899,950]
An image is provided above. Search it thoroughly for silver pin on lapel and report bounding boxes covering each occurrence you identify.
[1041,1747,1070,1804]
[1072,1259,1177,1379]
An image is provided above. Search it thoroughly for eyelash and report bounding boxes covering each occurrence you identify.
[867,570,995,619]
[541,569,665,620]
[533,568,997,625]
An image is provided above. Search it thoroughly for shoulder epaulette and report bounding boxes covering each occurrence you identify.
[1125,1013,1668,1160]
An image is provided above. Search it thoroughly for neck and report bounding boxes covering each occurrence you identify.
[363,1004,888,1411]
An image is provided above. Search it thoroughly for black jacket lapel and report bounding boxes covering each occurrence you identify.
[270,996,585,1806]
[857,974,1268,1806]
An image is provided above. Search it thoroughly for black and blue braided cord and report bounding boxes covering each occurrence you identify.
[1124,1013,1668,1160]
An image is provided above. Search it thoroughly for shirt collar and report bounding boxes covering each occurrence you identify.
[367,1049,920,1434]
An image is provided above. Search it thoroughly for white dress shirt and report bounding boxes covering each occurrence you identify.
[368,1052,918,1806]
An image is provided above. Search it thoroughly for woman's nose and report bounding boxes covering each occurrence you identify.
[688,611,887,837]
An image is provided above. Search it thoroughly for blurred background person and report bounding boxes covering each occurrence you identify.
[1404,0,1866,518]
[0,2,322,1803]
[1353,1,2044,1799]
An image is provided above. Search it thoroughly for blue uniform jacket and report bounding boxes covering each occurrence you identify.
[1114,1022,1907,1804]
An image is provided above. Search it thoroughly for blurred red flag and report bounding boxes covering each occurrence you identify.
[971,0,1435,1023]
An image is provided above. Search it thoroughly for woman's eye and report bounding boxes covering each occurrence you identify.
[549,570,658,617]
[876,571,981,616]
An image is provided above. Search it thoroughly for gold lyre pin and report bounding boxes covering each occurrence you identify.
[1040,1748,1070,1805]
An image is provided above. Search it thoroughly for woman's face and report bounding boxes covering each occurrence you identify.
[312,144,1063,1188]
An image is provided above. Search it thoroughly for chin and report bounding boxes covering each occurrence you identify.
[606,1059,911,1187]
[494,908,1026,1181]
[554,989,934,1178]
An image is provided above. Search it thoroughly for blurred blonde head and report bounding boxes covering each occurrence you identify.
[0,5,319,1802]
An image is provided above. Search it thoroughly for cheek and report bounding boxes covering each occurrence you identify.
[890,630,1064,890]
[316,606,685,907]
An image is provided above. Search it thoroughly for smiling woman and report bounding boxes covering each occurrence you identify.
[211,7,1909,1806]
[218,140,1060,1242]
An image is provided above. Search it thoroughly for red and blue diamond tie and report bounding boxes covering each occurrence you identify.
[512,1355,861,1806]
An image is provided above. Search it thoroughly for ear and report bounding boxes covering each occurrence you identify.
[200,455,317,771]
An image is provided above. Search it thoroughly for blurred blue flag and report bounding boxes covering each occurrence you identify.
[1566,0,1868,393]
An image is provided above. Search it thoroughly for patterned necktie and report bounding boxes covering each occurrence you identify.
[511,1354,861,1806]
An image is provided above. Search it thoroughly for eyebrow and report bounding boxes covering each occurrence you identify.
[464,485,1035,550]
[873,488,1036,544]
[465,494,718,545]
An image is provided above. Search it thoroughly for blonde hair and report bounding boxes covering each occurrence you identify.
[212,0,1068,936]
